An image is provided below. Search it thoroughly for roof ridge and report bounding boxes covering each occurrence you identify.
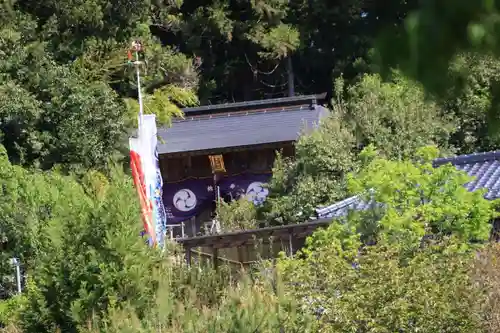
[173,105,314,123]
[182,93,327,115]
[433,150,500,166]
[315,195,361,216]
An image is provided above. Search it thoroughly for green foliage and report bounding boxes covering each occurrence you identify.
[79,275,318,333]
[444,53,500,153]
[0,145,66,297]
[262,74,455,225]
[373,0,500,143]
[179,0,302,101]
[344,73,455,158]
[472,243,500,333]
[217,199,259,232]
[0,0,199,170]
[21,173,166,332]
[276,149,498,331]
[0,144,162,332]
[0,295,26,326]
[346,146,497,254]
[262,114,358,225]
[375,0,500,96]
[279,238,484,332]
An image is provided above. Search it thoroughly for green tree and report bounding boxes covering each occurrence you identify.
[217,198,260,232]
[262,74,455,225]
[262,113,358,225]
[80,276,319,333]
[346,146,496,252]
[277,147,497,331]
[0,143,161,331]
[373,2,500,148]
[374,0,500,111]
[286,0,416,95]
[0,0,199,170]
[344,73,454,158]
[0,143,62,298]
[443,53,500,153]
[19,169,164,333]
[176,0,300,102]
[279,236,484,332]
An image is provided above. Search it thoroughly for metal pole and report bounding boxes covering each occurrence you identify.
[16,264,21,294]
[10,258,21,294]
[134,49,144,129]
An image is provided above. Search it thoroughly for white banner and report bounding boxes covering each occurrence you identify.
[130,114,167,247]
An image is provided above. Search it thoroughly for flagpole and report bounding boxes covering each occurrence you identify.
[131,40,144,131]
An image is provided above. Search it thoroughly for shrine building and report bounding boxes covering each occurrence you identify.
[158,93,328,238]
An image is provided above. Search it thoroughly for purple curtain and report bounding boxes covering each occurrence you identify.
[218,173,271,205]
[163,178,215,223]
[163,173,272,223]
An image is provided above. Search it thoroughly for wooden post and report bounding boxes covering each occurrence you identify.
[212,247,219,270]
[190,216,196,237]
[185,247,192,266]
[237,246,246,271]
[288,234,293,257]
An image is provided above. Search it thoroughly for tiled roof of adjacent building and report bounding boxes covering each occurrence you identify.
[157,94,329,154]
[433,151,500,200]
[316,150,500,219]
[315,195,371,219]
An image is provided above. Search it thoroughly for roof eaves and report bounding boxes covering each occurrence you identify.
[182,93,327,115]
[315,195,363,218]
[173,104,316,123]
[433,151,500,167]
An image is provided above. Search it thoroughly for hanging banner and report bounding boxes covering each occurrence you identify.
[218,173,272,205]
[163,178,215,223]
[130,138,155,246]
[129,114,167,247]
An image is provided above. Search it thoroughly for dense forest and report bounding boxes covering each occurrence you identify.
[3,0,500,332]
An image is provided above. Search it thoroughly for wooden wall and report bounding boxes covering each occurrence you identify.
[186,236,307,272]
[159,143,295,183]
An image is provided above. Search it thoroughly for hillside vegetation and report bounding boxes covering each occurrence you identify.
[3,0,500,332]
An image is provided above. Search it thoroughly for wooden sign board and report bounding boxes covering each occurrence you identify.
[208,155,226,173]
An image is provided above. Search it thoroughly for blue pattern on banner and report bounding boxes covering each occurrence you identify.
[153,148,167,247]
[163,178,215,223]
[162,173,271,223]
[218,173,271,205]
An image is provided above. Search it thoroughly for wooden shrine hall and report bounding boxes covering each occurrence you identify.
[158,93,329,239]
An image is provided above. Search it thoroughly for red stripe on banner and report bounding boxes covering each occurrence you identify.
[130,150,156,245]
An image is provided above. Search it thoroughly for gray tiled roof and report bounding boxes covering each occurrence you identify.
[433,151,500,200]
[316,150,500,219]
[157,105,329,154]
[315,195,372,219]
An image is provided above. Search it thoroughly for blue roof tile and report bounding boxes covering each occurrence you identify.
[157,105,329,154]
[315,195,372,219]
[433,151,500,200]
[317,150,500,219]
